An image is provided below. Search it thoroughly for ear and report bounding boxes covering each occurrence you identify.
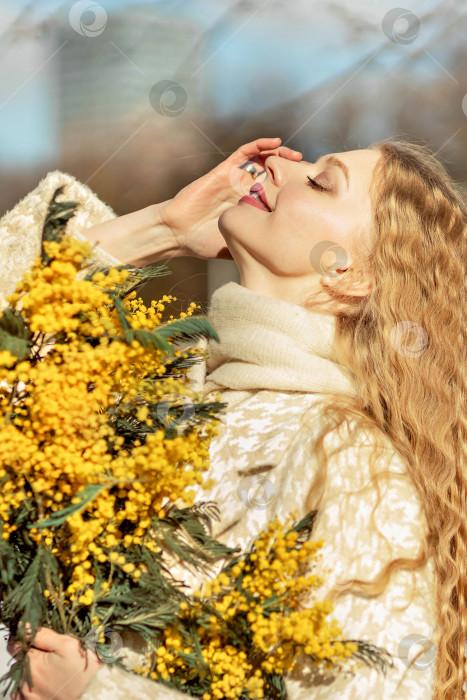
[333,267,372,298]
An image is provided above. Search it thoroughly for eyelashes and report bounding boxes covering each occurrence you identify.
[307,175,329,192]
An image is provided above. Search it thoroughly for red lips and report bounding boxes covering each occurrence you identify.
[238,195,269,211]
[249,183,271,211]
[238,183,272,212]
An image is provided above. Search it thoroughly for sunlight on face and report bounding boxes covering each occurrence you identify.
[218,147,382,305]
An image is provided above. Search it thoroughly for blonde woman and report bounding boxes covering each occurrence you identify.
[3,137,466,700]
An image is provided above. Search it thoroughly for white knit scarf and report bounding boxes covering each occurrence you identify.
[201,281,357,398]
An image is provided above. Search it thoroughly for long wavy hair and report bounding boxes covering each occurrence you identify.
[300,139,466,699]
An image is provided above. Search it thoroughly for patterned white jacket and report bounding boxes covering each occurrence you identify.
[81,383,438,700]
[0,172,438,700]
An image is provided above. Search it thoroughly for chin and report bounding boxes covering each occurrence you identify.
[218,207,236,236]
[218,204,252,235]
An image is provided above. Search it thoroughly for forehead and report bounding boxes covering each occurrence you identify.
[318,148,381,195]
[331,148,381,181]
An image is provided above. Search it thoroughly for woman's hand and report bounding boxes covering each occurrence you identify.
[8,628,100,700]
[159,136,302,260]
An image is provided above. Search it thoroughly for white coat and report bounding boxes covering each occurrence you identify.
[0,172,438,700]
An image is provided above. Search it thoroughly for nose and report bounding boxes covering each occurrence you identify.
[264,154,300,187]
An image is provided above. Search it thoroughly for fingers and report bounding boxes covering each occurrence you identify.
[242,148,302,179]
[236,137,282,159]
[277,145,303,160]
[8,627,71,656]
[29,627,64,653]
[257,146,302,160]
[234,138,302,171]
[236,137,299,160]
[252,146,302,165]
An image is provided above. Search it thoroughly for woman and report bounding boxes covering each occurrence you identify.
[4,137,466,700]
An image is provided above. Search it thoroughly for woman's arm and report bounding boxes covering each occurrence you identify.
[82,137,303,266]
[83,202,182,267]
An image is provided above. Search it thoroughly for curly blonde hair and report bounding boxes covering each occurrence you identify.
[300,138,467,699]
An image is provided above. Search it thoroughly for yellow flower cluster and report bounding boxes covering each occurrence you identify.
[134,514,359,699]
[0,235,218,604]
[8,238,117,337]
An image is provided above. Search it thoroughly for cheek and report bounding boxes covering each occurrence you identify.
[279,194,360,257]
[272,191,341,248]
[269,196,361,275]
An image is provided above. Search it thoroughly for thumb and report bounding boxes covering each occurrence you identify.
[31,627,65,652]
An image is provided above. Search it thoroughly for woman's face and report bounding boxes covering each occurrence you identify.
[218,147,382,305]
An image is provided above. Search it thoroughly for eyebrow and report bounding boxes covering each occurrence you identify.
[318,155,350,190]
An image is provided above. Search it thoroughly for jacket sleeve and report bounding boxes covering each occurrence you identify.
[0,170,121,310]
[282,432,438,700]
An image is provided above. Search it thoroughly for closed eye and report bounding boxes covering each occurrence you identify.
[307,175,329,192]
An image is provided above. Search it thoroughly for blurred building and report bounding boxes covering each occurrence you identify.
[58,7,201,151]
[0,0,465,310]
